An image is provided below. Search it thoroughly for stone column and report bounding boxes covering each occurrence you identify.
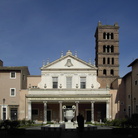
[59,101,63,123]
[106,101,110,120]
[75,101,79,122]
[43,101,47,124]
[91,101,95,123]
[28,101,32,120]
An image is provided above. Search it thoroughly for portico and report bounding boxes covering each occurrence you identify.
[26,90,111,123]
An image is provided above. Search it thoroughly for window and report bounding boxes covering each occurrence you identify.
[107,33,110,39]
[103,45,106,53]
[52,77,58,88]
[107,58,110,64]
[111,45,114,53]
[103,69,107,75]
[10,88,16,97]
[112,58,114,64]
[107,46,110,53]
[111,33,114,39]
[103,32,106,39]
[10,72,16,79]
[110,69,114,75]
[103,57,106,64]
[135,80,138,85]
[80,77,86,89]
[66,77,72,89]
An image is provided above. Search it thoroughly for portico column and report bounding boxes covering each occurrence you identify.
[59,101,63,123]
[28,101,32,120]
[75,101,79,122]
[43,101,47,124]
[91,101,95,123]
[106,101,110,120]
[75,101,79,116]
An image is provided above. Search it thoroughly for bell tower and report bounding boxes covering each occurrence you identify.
[95,22,119,88]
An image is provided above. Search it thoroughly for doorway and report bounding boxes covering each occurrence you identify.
[10,108,18,120]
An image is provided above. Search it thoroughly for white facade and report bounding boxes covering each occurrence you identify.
[38,50,100,89]
[24,51,111,123]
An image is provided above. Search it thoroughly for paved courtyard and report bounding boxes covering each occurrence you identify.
[0,126,137,138]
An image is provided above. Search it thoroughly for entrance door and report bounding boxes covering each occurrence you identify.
[86,110,91,122]
[10,108,18,120]
[47,110,51,121]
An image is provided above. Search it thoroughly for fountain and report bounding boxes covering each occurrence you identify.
[62,105,76,129]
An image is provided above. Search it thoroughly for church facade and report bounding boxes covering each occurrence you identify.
[0,22,128,123]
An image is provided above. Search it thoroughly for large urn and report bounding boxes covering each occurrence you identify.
[63,105,76,122]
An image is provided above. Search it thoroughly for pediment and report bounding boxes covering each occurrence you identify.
[41,54,97,70]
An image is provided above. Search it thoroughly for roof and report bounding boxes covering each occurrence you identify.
[128,58,138,67]
[41,50,97,70]
[0,66,30,75]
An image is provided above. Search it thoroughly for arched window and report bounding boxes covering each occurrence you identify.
[103,45,106,52]
[103,57,106,64]
[107,58,110,64]
[107,33,110,39]
[107,45,110,53]
[110,69,114,75]
[111,33,114,39]
[112,58,114,64]
[103,69,107,75]
[103,32,106,39]
[111,45,114,53]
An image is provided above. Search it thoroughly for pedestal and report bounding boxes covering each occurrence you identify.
[65,122,74,129]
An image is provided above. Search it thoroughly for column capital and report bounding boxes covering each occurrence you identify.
[59,101,63,103]
[43,101,47,104]
[75,101,79,103]
[91,101,95,103]
[106,100,110,104]
[28,100,31,103]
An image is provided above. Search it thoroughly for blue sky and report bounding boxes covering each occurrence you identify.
[0,0,138,76]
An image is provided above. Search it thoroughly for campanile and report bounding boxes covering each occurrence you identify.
[95,22,119,88]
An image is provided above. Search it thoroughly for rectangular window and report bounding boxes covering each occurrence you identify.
[10,88,16,97]
[10,72,16,79]
[80,77,86,89]
[66,77,72,89]
[52,77,58,88]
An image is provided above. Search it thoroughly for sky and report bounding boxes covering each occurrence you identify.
[0,0,138,77]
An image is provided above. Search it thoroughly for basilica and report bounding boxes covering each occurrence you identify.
[0,22,137,123]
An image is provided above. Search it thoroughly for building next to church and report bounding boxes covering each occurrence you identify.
[0,22,137,123]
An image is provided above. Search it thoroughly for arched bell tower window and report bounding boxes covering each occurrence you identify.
[103,45,106,52]
[111,33,114,39]
[111,45,114,53]
[107,58,110,64]
[103,57,106,64]
[112,58,114,64]
[103,69,107,75]
[103,32,106,39]
[110,69,114,75]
